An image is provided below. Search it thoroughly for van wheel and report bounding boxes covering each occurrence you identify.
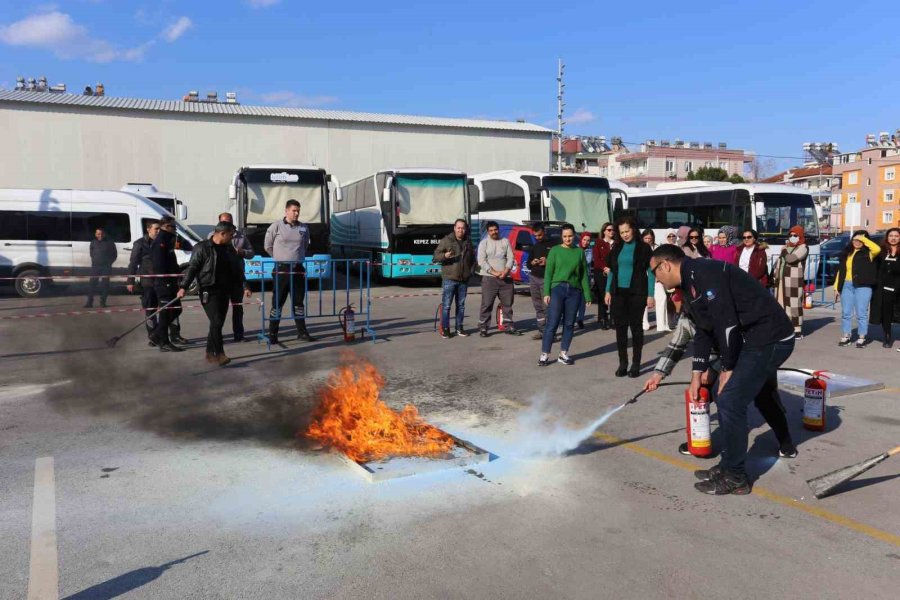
[15,269,44,298]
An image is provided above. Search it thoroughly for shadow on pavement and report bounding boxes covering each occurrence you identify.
[62,551,208,600]
[564,427,684,457]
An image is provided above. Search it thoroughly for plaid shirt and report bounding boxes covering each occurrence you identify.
[654,312,721,377]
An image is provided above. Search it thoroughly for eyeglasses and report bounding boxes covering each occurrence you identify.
[604,228,613,232]
[689,235,700,240]
[651,259,668,275]
[742,235,754,239]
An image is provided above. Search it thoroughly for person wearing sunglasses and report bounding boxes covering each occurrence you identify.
[737,229,770,287]
[664,230,678,246]
[591,222,616,329]
[682,227,709,258]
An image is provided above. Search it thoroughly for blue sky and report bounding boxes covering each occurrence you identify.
[2,0,899,169]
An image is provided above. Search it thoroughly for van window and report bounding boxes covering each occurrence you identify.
[72,212,131,243]
[0,210,28,240]
[29,212,72,241]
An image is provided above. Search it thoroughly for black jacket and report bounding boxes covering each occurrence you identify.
[870,252,900,327]
[528,239,556,279]
[150,230,180,284]
[180,239,247,292]
[680,258,793,372]
[126,235,153,286]
[90,238,117,267]
[835,248,878,290]
[608,239,652,297]
[433,233,475,282]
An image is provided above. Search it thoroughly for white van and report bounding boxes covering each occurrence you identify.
[119,183,188,221]
[0,188,201,297]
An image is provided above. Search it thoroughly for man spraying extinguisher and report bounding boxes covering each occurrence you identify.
[649,245,796,496]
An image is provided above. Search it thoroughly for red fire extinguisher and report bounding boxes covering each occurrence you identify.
[804,282,815,309]
[496,305,506,331]
[685,386,713,457]
[339,305,356,342]
[803,370,829,431]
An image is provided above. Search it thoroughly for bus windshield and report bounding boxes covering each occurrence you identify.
[242,169,326,225]
[756,193,819,242]
[396,176,466,226]
[545,176,611,232]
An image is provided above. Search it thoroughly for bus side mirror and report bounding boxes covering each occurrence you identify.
[228,184,236,201]
[176,204,188,220]
[755,201,765,216]
[382,188,391,203]
[335,187,343,202]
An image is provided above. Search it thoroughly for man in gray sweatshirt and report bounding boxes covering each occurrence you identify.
[477,221,520,336]
[263,199,316,343]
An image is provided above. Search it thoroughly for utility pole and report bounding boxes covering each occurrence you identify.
[556,59,565,172]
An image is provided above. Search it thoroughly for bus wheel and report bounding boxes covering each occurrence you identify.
[15,269,45,298]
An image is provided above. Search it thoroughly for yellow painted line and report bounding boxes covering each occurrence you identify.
[592,432,900,547]
[27,457,58,600]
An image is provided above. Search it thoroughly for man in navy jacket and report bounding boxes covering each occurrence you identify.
[650,245,795,495]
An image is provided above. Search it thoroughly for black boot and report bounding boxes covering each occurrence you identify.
[629,350,642,378]
[268,320,280,344]
[296,319,317,342]
[169,324,189,345]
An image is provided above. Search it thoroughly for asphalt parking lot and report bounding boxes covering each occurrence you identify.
[1,281,898,599]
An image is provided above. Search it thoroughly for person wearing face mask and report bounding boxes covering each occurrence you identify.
[835,230,881,348]
[866,228,900,348]
[591,222,615,329]
[605,217,655,378]
[773,225,809,338]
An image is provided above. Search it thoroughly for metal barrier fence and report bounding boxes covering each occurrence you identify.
[765,252,834,307]
[257,258,375,348]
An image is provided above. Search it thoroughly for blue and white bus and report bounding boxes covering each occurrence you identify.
[331,169,470,279]
[229,165,338,281]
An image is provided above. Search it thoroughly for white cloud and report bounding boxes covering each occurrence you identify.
[566,107,596,125]
[161,16,192,43]
[247,0,281,7]
[0,11,151,63]
[257,91,338,108]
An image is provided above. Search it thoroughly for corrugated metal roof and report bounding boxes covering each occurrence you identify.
[0,89,552,134]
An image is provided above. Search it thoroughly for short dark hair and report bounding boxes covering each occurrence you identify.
[94,227,104,232]
[531,223,545,233]
[652,244,686,263]
[614,215,638,234]
[145,219,159,230]
[214,221,236,233]
[561,223,576,235]
[159,216,176,228]
[743,229,758,240]
[285,199,300,209]
[454,218,468,227]
[485,220,499,230]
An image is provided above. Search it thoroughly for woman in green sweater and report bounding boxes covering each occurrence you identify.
[539,224,592,366]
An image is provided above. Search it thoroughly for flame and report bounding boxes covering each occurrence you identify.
[305,358,455,462]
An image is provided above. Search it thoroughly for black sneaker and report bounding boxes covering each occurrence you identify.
[615,364,627,377]
[505,328,523,336]
[694,465,724,481]
[678,442,692,456]
[538,355,550,367]
[455,329,469,337]
[297,331,317,342]
[577,320,585,330]
[778,442,799,458]
[479,329,488,338]
[158,342,184,353]
[694,472,750,495]
[627,365,641,378]
[439,328,451,339]
[838,336,852,347]
[557,354,574,366]
[170,335,190,345]
[856,337,866,348]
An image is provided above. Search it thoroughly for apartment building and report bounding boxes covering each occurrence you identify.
[602,140,749,188]
[831,131,900,231]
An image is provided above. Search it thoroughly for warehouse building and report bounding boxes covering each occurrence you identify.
[0,89,551,229]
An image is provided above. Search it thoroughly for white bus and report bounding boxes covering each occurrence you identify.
[229,165,339,281]
[331,169,469,279]
[468,171,620,243]
[0,188,200,297]
[623,182,820,257]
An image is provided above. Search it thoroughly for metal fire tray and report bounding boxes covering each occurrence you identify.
[778,369,885,398]
[340,433,491,483]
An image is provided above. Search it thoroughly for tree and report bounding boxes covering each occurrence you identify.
[728,173,745,184]
[746,156,778,182]
[686,166,730,181]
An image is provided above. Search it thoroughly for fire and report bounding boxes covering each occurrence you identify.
[305,358,455,462]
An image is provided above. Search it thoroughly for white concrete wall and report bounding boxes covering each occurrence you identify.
[0,104,550,230]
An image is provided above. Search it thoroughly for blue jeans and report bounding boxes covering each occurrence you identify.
[441,279,468,330]
[839,281,873,337]
[716,339,795,476]
[542,283,583,354]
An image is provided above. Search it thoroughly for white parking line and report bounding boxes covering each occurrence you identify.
[27,457,58,600]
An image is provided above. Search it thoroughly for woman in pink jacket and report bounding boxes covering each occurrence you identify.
[709,226,740,264]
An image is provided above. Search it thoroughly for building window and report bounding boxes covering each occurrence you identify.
[704,161,712,168]
[848,192,857,202]
[885,190,895,203]
[884,211,894,224]
[684,161,693,172]
[866,198,871,207]
[886,167,896,181]
[719,161,727,170]
[867,177,871,186]
[665,158,675,172]
[848,172,858,185]
[868,157,873,165]
[865,219,870,227]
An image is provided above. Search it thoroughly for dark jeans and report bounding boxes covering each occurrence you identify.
[87,265,112,304]
[528,275,546,329]
[230,287,245,340]
[479,276,515,330]
[542,283,583,354]
[708,367,792,448]
[612,289,646,366]
[201,287,230,355]
[716,338,795,476]
[150,279,182,344]
[141,284,159,338]
[270,263,307,333]
[880,289,898,340]
[594,272,608,322]
[441,279,468,330]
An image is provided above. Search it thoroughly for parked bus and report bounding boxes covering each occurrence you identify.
[331,169,469,279]
[622,182,820,257]
[468,171,619,244]
[0,188,200,297]
[229,165,337,281]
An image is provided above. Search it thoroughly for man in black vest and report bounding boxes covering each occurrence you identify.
[650,244,796,495]
[85,227,117,308]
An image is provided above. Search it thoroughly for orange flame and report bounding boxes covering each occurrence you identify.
[305,358,455,462]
